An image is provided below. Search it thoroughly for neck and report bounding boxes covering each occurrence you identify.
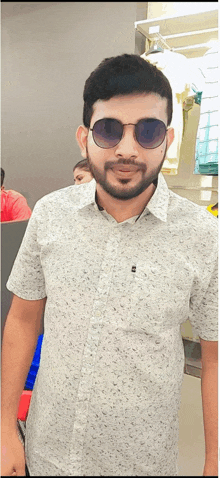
[96,182,156,223]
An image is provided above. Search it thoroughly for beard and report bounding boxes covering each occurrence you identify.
[86,143,168,200]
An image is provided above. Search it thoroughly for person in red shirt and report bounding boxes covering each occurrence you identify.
[1,168,32,222]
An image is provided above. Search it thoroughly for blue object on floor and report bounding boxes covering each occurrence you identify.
[25,334,44,390]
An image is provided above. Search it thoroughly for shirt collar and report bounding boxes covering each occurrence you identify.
[78,173,169,223]
[144,172,169,222]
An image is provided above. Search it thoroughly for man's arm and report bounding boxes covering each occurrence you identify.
[1,294,46,475]
[200,338,218,476]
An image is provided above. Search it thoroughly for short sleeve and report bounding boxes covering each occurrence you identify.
[188,257,218,341]
[11,196,32,221]
[6,201,47,300]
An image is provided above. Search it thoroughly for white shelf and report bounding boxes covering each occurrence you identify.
[135,9,218,58]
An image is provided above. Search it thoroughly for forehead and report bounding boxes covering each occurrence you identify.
[74,168,85,175]
[91,93,168,125]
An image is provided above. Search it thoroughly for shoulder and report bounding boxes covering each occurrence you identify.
[37,184,75,205]
[6,189,24,199]
[34,179,96,214]
[3,190,28,206]
[168,189,218,239]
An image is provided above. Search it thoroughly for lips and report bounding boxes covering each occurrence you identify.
[111,164,139,172]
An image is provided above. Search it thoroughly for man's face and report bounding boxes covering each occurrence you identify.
[77,93,174,200]
[74,167,93,185]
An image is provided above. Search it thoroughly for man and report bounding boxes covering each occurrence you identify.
[73,159,93,184]
[1,168,32,222]
[1,54,218,476]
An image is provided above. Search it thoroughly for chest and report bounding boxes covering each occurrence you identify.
[39,218,195,331]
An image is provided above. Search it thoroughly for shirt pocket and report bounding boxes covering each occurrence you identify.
[127,261,193,333]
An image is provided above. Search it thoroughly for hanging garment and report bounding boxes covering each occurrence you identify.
[194,45,218,176]
[141,50,204,175]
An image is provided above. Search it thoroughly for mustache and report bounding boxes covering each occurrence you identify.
[104,160,147,172]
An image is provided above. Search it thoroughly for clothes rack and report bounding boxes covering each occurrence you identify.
[146,32,172,53]
[135,9,218,58]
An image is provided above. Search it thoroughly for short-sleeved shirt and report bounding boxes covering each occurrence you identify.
[1,189,32,222]
[6,173,218,476]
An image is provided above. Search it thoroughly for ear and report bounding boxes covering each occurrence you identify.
[76,125,89,159]
[166,127,175,150]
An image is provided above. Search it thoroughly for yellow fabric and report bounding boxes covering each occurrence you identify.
[207,204,218,217]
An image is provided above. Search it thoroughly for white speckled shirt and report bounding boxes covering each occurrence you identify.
[7,173,218,476]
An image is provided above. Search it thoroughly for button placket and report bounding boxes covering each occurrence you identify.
[69,229,121,473]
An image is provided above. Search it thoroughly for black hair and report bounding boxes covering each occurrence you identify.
[1,167,5,187]
[83,53,173,128]
[73,159,91,173]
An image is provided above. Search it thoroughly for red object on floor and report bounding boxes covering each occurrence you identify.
[17,391,32,420]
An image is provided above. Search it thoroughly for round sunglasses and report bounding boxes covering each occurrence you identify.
[90,117,168,150]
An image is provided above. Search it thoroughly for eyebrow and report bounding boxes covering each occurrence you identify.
[92,116,162,124]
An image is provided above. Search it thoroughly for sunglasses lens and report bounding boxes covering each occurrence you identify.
[137,119,166,149]
[92,119,122,148]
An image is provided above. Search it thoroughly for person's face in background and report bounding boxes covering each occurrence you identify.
[74,167,93,185]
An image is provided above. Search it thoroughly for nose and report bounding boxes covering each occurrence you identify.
[114,124,139,159]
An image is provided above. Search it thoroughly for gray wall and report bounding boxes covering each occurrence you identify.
[2,2,138,209]
[1,220,29,335]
